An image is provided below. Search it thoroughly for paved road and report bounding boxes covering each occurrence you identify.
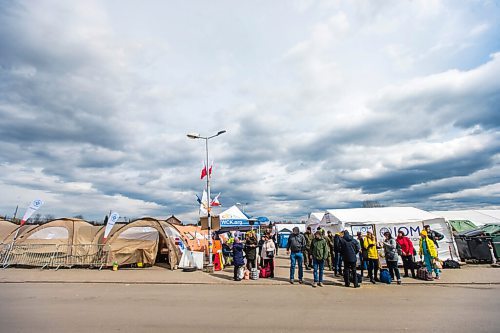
[0,283,498,332]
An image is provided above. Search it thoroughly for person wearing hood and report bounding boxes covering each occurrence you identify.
[382,231,402,285]
[286,226,306,284]
[310,231,329,287]
[339,230,361,288]
[232,238,245,281]
[397,230,416,278]
[419,230,441,280]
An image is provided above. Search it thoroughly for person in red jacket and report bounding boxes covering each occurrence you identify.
[396,231,416,278]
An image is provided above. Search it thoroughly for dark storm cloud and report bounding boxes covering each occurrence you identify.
[342,138,500,192]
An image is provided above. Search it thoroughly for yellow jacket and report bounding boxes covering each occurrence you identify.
[363,236,378,259]
[419,236,437,258]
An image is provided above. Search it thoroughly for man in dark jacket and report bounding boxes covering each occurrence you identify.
[286,227,306,284]
[333,232,344,276]
[424,225,444,248]
[311,231,329,287]
[340,230,361,288]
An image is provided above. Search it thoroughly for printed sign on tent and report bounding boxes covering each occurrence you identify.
[350,225,373,236]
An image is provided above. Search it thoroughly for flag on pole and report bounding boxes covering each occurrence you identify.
[199,190,209,215]
[200,161,213,179]
[211,193,221,207]
[195,194,202,205]
[103,212,120,240]
[20,199,44,226]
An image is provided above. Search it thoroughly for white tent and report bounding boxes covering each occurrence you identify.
[431,210,500,227]
[319,207,458,261]
[305,212,324,230]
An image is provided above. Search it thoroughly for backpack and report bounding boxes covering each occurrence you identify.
[379,269,392,284]
[350,272,363,284]
[443,259,460,269]
[417,267,433,281]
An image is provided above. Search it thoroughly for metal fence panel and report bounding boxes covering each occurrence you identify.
[2,244,57,269]
[52,244,110,270]
[1,243,110,269]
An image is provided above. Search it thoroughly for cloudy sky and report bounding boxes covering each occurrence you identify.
[1,0,499,223]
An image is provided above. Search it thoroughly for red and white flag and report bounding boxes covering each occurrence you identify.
[200,161,213,179]
[211,193,221,207]
[20,199,44,226]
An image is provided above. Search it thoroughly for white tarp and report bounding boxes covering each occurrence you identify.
[431,210,500,227]
[27,227,68,240]
[306,212,324,230]
[179,250,204,269]
[320,207,458,261]
[118,227,159,241]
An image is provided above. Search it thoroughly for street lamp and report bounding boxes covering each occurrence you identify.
[187,130,226,271]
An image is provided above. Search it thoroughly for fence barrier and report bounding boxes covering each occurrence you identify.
[52,244,110,270]
[0,243,110,270]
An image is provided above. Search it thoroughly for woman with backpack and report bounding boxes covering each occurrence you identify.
[260,234,276,278]
[382,231,402,285]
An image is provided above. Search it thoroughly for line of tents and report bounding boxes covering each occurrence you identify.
[306,207,500,262]
[0,216,210,269]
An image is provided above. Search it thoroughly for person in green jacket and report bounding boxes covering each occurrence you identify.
[303,227,314,270]
[311,231,329,287]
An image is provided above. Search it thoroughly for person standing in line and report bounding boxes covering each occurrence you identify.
[339,230,361,288]
[423,225,445,248]
[357,232,367,278]
[382,231,402,285]
[419,230,441,280]
[325,231,334,271]
[286,227,306,284]
[364,230,380,284]
[258,234,265,267]
[244,231,258,271]
[269,223,279,255]
[310,231,329,287]
[232,238,245,281]
[303,226,314,270]
[396,230,416,278]
[260,234,276,278]
[333,232,344,276]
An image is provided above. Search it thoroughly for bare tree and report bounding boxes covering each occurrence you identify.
[43,214,55,223]
[362,200,384,208]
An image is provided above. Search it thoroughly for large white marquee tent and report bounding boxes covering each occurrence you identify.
[307,207,458,261]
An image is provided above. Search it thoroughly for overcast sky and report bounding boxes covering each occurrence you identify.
[1,0,499,223]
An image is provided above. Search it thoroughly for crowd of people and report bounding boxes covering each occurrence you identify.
[229,224,444,286]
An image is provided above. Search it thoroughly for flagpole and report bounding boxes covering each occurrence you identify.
[187,130,226,273]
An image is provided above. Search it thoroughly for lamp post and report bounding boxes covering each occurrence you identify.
[187,130,226,272]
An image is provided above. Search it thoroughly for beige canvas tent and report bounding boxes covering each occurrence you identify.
[1,217,183,269]
[102,218,181,269]
[0,220,19,243]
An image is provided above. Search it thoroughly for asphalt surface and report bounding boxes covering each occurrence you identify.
[0,283,498,332]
